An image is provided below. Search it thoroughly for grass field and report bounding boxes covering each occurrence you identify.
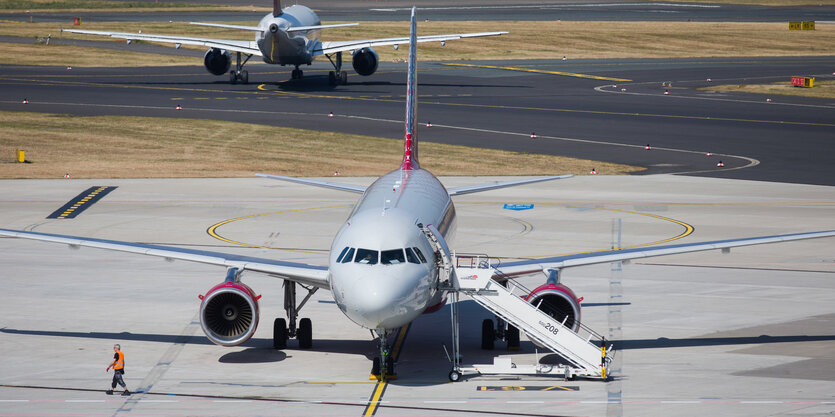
[702,79,835,99]
[0,111,641,179]
[2,21,833,67]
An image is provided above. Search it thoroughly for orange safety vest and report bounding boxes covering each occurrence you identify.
[114,351,124,370]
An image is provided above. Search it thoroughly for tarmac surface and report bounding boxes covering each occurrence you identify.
[1,56,834,185]
[0,175,833,417]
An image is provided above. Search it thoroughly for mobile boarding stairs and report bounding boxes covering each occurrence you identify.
[418,221,613,382]
[441,257,614,381]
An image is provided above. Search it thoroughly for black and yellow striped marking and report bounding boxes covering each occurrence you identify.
[478,385,580,391]
[47,186,116,219]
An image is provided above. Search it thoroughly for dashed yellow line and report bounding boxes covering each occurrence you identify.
[442,62,633,82]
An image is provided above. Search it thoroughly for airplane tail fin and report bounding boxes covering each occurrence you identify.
[401,7,419,171]
[273,0,282,17]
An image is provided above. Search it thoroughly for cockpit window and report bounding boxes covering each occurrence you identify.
[412,247,427,263]
[381,249,406,265]
[405,247,420,264]
[336,247,350,263]
[340,247,355,264]
[354,248,378,265]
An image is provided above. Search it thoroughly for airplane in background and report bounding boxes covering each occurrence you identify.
[61,0,506,85]
[5,8,835,381]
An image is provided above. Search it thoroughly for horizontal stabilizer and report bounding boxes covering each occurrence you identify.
[288,23,359,32]
[190,22,262,31]
[447,175,572,196]
[256,173,367,194]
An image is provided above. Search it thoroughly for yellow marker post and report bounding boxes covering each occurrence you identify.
[789,22,801,30]
[601,345,607,380]
[802,21,815,30]
[14,149,25,163]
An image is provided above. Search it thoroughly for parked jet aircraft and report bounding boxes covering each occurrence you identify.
[61,0,506,85]
[4,8,835,380]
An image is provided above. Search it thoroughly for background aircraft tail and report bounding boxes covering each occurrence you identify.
[401,7,420,171]
[273,0,282,17]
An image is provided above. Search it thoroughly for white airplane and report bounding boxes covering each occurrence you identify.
[4,8,835,380]
[61,0,506,85]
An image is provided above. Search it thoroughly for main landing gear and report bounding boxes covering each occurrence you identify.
[273,280,318,349]
[326,51,348,86]
[291,66,304,80]
[229,51,253,84]
[481,317,520,351]
[370,329,396,380]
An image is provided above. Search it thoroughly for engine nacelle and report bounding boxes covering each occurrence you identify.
[203,48,231,76]
[199,281,260,346]
[352,47,379,76]
[524,282,582,333]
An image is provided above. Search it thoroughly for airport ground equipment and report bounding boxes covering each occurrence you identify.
[421,225,612,381]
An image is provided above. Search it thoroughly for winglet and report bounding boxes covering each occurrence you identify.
[401,6,419,171]
[273,0,282,17]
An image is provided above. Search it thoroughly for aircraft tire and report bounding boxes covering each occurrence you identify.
[241,70,248,84]
[448,370,461,382]
[298,317,313,349]
[328,71,336,86]
[371,356,380,376]
[340,71,348,85]
[229,71,238,84]
[481,319,495,350]
[273,318,287,349]
[506,325,520,349]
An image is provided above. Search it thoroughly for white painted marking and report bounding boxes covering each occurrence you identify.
[65,399,106,402]
[212,400,253,403]
[371,3,720,12]
[0,400,29,402]
[424,400,467,403]
[661,400,701,404]
[740,401,783,404]
[508,400,546,404]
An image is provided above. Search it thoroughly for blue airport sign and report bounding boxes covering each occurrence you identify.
[503,204,534,211]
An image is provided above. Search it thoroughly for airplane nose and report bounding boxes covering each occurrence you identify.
[339,269,429,330]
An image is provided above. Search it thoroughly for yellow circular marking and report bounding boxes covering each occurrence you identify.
[206,204,352,254]
[470,202,695,260]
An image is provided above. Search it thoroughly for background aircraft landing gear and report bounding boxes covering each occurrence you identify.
[272,280,318,349]
[328,70,347,86]
[291,67,303,79]
[229,52,252,84]
[230,69,248,84]
[326,51,348,86]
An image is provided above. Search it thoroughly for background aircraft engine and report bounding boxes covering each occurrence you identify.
[352,48,379,76]
[203,48,231,76]
[199,281,260,346]
[524,282,582,332]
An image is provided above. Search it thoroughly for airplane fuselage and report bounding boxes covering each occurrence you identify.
[328,168,456,331]
[256,5,321,65]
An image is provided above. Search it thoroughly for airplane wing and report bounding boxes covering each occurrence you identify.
[189,22,359,32]
[316,31,508,56]
[447,175,573,196]
[256,173,366,194]
[491,230,835,279]
[0,228,330,289]
[61,28,262,56]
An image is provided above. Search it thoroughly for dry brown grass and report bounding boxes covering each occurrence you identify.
[702,79,835,99]
[668,0,834,5]
[0,41,197,67]
[0,111,640,179]
[2,20,833,67]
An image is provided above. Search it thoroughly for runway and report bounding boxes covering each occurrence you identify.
[0,175,833,416]
[3,1,835,22]
[1,56,834,185]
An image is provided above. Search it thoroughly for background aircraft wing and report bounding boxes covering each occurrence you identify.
[61,29,262,56]
[256,173,367,194]
[447,175,573,196]
[316,31,507,55]
[491,230,835,279]
[0,228,330,289]
[189,22,358,32]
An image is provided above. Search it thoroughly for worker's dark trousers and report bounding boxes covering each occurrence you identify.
[112,370,126,389]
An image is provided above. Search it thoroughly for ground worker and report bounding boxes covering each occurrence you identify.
[106,344,130,396]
